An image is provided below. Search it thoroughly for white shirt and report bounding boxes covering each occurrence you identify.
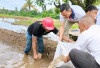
[60,5,86,22]
[75,25,100,65]
[96,10,100,25]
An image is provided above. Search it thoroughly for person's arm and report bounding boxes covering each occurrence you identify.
[52,26,74,42]
[68,19,79,23]
[59,13,66,41]
[58,32,75,42]
[32,36,38,59]
[62,35,75,42]
[59,21,65,41]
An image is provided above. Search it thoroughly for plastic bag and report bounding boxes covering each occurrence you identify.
[54,41,76,59]
[48,41,78,68]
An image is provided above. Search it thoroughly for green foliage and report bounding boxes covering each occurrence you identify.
[29,9,59,19]
[20,9,29,16]
[0,8,59,19]
[35,0,46,11]
[62,0,100,9]
[71,25,78,29]
[63,0,69,3]
[36,0,44,6]
[55,8,60,14]
[93,0,100,5]
[22,0,37,11]
[54,22,60,29]
[40,10,59,19]
[13,20,33,26]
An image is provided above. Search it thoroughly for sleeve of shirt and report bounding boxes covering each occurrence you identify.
[71,5,86,20]
[60,13,65,22]
[96,16,100,25]
[75,34,88,51]
[52,27,59,34]
[75,10,86,20]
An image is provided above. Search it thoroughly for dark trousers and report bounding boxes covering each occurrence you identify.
[69,49,100,68]
[24,31,44,54]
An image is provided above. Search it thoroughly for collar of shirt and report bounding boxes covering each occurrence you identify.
[80,25,98,35]
[88,25,99,31]
[96,10,100,19]
[69,8,75,19]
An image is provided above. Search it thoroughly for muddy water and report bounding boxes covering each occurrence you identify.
[0,43,51,68]
[0,18,26,23]
[0,18,27,33]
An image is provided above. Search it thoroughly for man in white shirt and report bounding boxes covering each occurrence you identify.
[63,15,100,68]
[59,3,85,41]
[86,5,100,25]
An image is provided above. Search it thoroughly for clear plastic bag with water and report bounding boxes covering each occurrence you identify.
[48,41,79,68]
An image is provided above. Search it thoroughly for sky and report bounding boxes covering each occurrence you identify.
[0,0,26,10]
[0,0,56,12]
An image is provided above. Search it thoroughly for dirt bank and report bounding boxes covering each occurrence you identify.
[0,28,57,59]
[0,16,42,22]
[0,16,37,20]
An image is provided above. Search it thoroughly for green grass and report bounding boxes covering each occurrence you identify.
[13,20,61,28]
[13,20,34,26]
[71,25,78,29]
[54,23,60,29]
[0,14,22,18]
[71,23,79,29]
[14,20,78,29]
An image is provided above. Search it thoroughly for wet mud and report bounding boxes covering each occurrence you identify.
[0,28,57,59]
[0,43,51,68]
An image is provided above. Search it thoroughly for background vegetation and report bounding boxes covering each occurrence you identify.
[0,0,100,19]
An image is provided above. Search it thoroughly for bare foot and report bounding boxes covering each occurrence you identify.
[33,54,38,60]
[38,53,42,59]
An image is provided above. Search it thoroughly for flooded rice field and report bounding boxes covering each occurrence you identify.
[0,18,56,68]
[0,17,75,68]
[0,18,27,33]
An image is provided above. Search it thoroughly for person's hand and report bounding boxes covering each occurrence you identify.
[69,40,75,43]
[63,56,71,63]
[63,56,68,63]
[58,37,62,41]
